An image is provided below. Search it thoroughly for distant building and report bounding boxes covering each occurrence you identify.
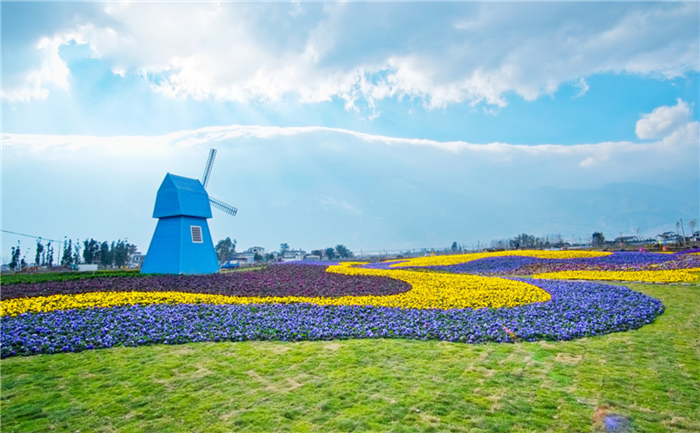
[130,252,145,268]
[231,252,255,263]
[280,249,306,262]
[656,232,681,244]
[245,246,266,255]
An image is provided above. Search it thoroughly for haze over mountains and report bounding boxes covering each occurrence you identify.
[4,123,694,256]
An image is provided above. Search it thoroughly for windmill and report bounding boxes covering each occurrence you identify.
[141,149,237,274]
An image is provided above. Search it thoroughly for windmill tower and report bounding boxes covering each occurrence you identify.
[141,149,237,274]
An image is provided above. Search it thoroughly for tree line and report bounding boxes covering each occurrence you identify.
[7,238,135,271]
[213,237,355,265]
[79,238,134,268]
[486,233,568,251]
[310,244,353,260]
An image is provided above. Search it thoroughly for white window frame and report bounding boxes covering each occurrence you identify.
[190,225,203,243]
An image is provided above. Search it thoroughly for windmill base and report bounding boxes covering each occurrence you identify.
[141,216,220,274]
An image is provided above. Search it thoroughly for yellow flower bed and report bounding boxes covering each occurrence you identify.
[388,250,612,268]
[0,291,264,317]
[0,263,551,316]
[325,262,550,309]
[533,268,700,283]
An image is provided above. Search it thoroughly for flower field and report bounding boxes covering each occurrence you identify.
[1,280,663,357]
[1,249,688,358]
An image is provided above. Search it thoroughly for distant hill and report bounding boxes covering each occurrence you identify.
[491,181,698,241]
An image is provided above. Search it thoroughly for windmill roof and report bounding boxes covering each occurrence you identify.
[153,173,213,218]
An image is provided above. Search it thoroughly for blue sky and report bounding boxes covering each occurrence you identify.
[2,1,699,263]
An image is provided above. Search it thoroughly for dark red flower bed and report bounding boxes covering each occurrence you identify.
[0,264,411,300]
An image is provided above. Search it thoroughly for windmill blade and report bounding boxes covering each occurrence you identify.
[210,196,238,217]
[201,148,217,189]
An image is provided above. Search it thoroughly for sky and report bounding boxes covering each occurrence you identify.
[2,1,699,263]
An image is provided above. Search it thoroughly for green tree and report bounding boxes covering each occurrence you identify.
[592,232,606,248]
[112,240,131,268]
[73,239,82,265]
[324,247,337,260]
[35,239,44,267]
[83,238,100,264]
[215,237,237,264]
[335,244,353,259]
[45,242,54,267]
[280,243,290,255]
[61,239,73,266]
[253,252,263,262]
[100,241,112,268]
[511,233,536,249]
[264,253,275,262]
[311,249,323,258]
[451,242,458,252]
[9,243,20,271]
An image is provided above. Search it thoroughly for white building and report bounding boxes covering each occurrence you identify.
[130,252,145,268]
[245,246,266,255]
[280,249,306,262]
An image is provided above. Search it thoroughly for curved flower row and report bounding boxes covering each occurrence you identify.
[533,268,700,283]
[422,256,547,276]
[0,279,664,358]
[519,252,700,274]
[398,252,700,276]
[325,263,551,309]
[0,264,551,316]
[386,250,612,268]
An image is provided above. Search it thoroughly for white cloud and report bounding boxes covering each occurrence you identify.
[4,99,697,179]
[3,2,697,109]
[317,196,362,216]
[636,99,693,139]
[2,34,73,102]
[572,78,590,99]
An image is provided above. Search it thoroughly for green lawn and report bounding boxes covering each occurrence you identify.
[1,282,698,433]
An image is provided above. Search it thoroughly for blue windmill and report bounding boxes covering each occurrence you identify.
[141,149,237,274]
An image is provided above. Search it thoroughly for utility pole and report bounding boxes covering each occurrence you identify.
[680,219,686,245]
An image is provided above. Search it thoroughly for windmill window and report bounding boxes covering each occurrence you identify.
[190,226,203,243]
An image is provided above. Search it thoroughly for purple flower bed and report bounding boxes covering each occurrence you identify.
[424,256,549,275]
[519,252,700,274]
[0,264,410,301]
[1,279,664,358]
[676,248,700,255]
[564,252,678,266]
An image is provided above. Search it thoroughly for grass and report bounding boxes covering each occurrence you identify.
[221,265,266,274]
[0,266,265,286]
[0,270,141,286]
[1,282,699,432]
